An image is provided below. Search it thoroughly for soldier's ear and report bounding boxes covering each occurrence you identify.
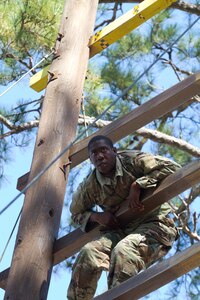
[113,147,117,154]
[89,153,94,164]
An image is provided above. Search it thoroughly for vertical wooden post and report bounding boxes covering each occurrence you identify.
[4,1,98,299]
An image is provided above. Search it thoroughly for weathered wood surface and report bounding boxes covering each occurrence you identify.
[94,242,200,300]
[4,1,98,299]
[2,160,199,290]
[17,72,200,191]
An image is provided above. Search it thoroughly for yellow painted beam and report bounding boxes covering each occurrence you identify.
[30,0,176,92]
[29,65,49,92]
[89,0,176,57]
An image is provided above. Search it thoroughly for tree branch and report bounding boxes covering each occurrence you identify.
[162,59,194,78]
[135,127,200,157]
[95,1,120,30]
[99,1,200,16]
[2,113,200,158]
[0,114,39,138]
[0,114,14,130]
[170,184,200,242]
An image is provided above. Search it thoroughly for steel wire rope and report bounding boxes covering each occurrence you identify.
[0,207,22,263]
[0,51,54,98]
[0,16,199,217]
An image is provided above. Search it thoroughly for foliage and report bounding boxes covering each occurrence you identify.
[0,0,64,84]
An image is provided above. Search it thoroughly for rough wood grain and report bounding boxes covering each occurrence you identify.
[4,1,98,299]
[94,242,200,300]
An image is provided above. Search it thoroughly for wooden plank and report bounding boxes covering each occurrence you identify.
[16,172,29,191]
[0,268,9,290]
[1,160,200,290]
[94,242,200,300]
[17,72,200,192]
[69,72,200,167]
[30,0,176,92]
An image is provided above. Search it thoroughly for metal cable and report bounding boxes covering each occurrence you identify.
[0,16,199,218]
[0,51,54,98]
[0,207,22,263]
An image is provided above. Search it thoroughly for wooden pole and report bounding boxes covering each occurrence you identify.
[4,1,98,299]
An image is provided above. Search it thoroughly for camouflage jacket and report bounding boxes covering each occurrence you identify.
[70,151,181,232]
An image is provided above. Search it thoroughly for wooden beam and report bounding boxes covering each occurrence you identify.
[69,72,200,167]
[4,1,99,300]
[89,0,176,57]
[30,0,176,92]
[0,269,9,290]
[94,242,200,300]
[1,160,200,290]
[17,72,200,192]
[29,66,49,93]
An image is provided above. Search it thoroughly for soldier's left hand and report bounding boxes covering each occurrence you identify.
[127,181,144,212]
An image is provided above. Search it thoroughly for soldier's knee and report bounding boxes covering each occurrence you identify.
[81,242,96,254]
[78,242,100,269]
[112,240,133,267]
[113,240,125,256]
[79,242,97,263]
[112,239,144,268]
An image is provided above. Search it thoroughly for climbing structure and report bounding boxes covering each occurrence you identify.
[0,0,200,299]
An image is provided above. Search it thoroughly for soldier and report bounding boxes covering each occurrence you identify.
[67,135,180,300]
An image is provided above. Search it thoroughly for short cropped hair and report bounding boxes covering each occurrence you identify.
[88,135,114,152]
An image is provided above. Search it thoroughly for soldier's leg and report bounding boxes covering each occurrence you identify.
[108,217,178,289]
[67,231,122,300]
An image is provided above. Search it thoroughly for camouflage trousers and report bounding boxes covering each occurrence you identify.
[67,216,178,300]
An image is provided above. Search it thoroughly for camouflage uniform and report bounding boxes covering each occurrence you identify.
[67,151,180,300]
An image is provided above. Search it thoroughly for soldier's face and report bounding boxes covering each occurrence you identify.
[89,140,117,177]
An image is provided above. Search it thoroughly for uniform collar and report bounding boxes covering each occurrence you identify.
[96,156,123,187]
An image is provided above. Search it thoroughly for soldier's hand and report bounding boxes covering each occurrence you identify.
[127,181,144,212]
[89,211,120,229]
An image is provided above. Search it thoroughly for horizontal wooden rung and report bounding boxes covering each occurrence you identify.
[94,242,200,300]
[17,72,200,192]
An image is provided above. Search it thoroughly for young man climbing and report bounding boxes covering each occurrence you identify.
[67,135,180,300]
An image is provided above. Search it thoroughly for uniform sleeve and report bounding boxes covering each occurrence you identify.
[133,152,181,189]
[70,179,95,232]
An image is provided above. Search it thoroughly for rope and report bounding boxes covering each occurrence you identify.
[0,51,54,98]
[0,16,199,218]
[0,207,22,263]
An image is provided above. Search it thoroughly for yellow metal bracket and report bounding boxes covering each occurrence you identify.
[30,0,176,92]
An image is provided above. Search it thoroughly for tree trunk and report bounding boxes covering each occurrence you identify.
[4,0,98,299]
